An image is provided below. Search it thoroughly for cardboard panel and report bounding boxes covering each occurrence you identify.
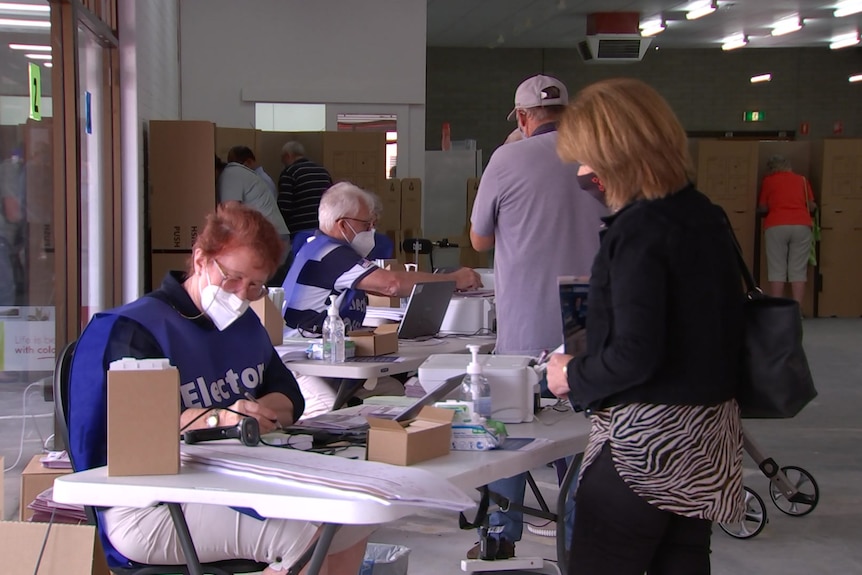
[696,140,759,269]
[254,131,326,195]
[149,121,216,250]
[215,127,258,164]
[817,228,862,317]
[400,178,422,231]
[0,521,110,575]
[322,132,386,193]
[151,252,192,291]
[378,179,401,231]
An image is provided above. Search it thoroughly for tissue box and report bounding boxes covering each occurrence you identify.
[348,324,398,356]
[107,358,180,477]
[366,406,453,465]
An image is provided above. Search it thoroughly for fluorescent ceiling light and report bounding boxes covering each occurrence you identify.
[722,33,747,50]
[0,17,49,27]
[24,52,50,60]
[43,61,51,68]
[686,1,717,20]
[750,73,772,83]
[640,20,665,37]
[850,74,862,83]
[830,32,860,49]
[834,2,862,18]
[772,16,802,36]
[9,43,49,51]
[0,2,49,12]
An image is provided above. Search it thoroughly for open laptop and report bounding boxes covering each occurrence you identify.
[283,373,465,434]
[397,281,456,339]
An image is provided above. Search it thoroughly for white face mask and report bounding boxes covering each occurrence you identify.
[343,222,376,258]
[198,261,250,331]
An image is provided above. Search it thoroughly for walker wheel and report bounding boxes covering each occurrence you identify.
[719,486,768,539]
[769,466,819,517]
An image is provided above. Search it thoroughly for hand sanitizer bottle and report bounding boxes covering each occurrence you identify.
[322,295,346,363]
[460,345,491,420]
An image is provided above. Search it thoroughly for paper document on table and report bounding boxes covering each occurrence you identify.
[181,444,474,512]
[365,306,405,322]
[275,341,312,362]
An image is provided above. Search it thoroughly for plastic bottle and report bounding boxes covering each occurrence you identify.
[322,295,345,363]
[460,344,491,420]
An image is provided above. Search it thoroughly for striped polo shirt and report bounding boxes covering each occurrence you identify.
[281,231,378,336]
[277,158,333,236]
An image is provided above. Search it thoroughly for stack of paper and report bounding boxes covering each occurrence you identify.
[28,488,88,524]
[40,451,72,469]
[181,444,474,512]
[364,307,405,322]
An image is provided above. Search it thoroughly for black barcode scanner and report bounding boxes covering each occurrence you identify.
[183,417,261,447]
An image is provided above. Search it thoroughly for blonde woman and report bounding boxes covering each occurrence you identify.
[548,78,745,575]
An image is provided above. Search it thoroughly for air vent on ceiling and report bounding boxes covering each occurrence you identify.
[578,34,653,63]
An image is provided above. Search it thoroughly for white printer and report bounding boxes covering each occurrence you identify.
[418,354,539,423]
[438,295,495,335]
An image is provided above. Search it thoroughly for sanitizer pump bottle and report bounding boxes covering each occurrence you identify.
[322,295,346,363]
[460,345,491,420]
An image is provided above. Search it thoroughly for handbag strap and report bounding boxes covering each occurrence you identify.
[717,207,758,294]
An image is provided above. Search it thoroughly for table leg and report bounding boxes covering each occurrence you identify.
[304,523,339,575]
[331,378,360,411]
[166,502,204,575]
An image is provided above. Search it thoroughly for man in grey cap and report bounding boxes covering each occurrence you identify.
[468,74,608,559]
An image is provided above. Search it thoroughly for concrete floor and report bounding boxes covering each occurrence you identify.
[2,318,860,574]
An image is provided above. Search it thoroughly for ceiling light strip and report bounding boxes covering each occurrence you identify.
[25,52,51,60]
[849,74,862,83]
[722,34,747,51]
[9,43,50,51]
[0,17,50,27]
[772,16,802,36]
[834,2,862,18]
[0,2,49,12]
[686,1,717,21]
[750,73,772,83]
[640,21,666,37]
[830,32,860,49]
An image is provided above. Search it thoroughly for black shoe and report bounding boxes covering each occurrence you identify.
[466,538,516,560]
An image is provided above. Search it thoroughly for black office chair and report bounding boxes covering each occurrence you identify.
[53,340,269,575]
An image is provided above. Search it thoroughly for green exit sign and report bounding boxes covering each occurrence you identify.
[743,110,765,122]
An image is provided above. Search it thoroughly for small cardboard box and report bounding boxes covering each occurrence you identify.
[0,521,111,575]
[348,324,398,356]
[367,293,402,308]
[107,359,180,477]
[250,295,286,345]
[366,406,453,466]
[19,454,72,521]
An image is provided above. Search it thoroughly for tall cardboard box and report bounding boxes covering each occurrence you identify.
[0,522,110,575]
[323,132,386,193]
[149,121,217,250]
[378,179,402,231]
[107,359,180,477]
[150,251,192,291]
[250,295,285,345]
[696,140,759,270]
[400,179,422,231]
[19,454,72,521]
[216,127,258,164]
[813,139,862,317]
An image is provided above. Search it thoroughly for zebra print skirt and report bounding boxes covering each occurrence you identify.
[579,399,744,523]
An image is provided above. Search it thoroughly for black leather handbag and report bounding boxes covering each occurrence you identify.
[725,216,818,418]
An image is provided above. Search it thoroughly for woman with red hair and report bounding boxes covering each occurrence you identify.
[67,202,372,574]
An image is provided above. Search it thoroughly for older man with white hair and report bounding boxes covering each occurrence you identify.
[281,182,481,417]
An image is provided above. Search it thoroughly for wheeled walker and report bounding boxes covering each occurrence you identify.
[718,428,820,539]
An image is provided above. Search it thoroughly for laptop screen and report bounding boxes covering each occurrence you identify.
[397,281,456,339]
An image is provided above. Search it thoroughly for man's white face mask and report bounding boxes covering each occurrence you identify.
[343,221,376,258]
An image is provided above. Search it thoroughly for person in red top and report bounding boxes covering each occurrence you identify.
[758,155,816,306]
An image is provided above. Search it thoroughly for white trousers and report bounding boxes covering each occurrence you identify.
[293,373,405,420]
[103,504,375,568]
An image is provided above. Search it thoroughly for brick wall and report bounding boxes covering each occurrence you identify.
[427,47,862,164]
